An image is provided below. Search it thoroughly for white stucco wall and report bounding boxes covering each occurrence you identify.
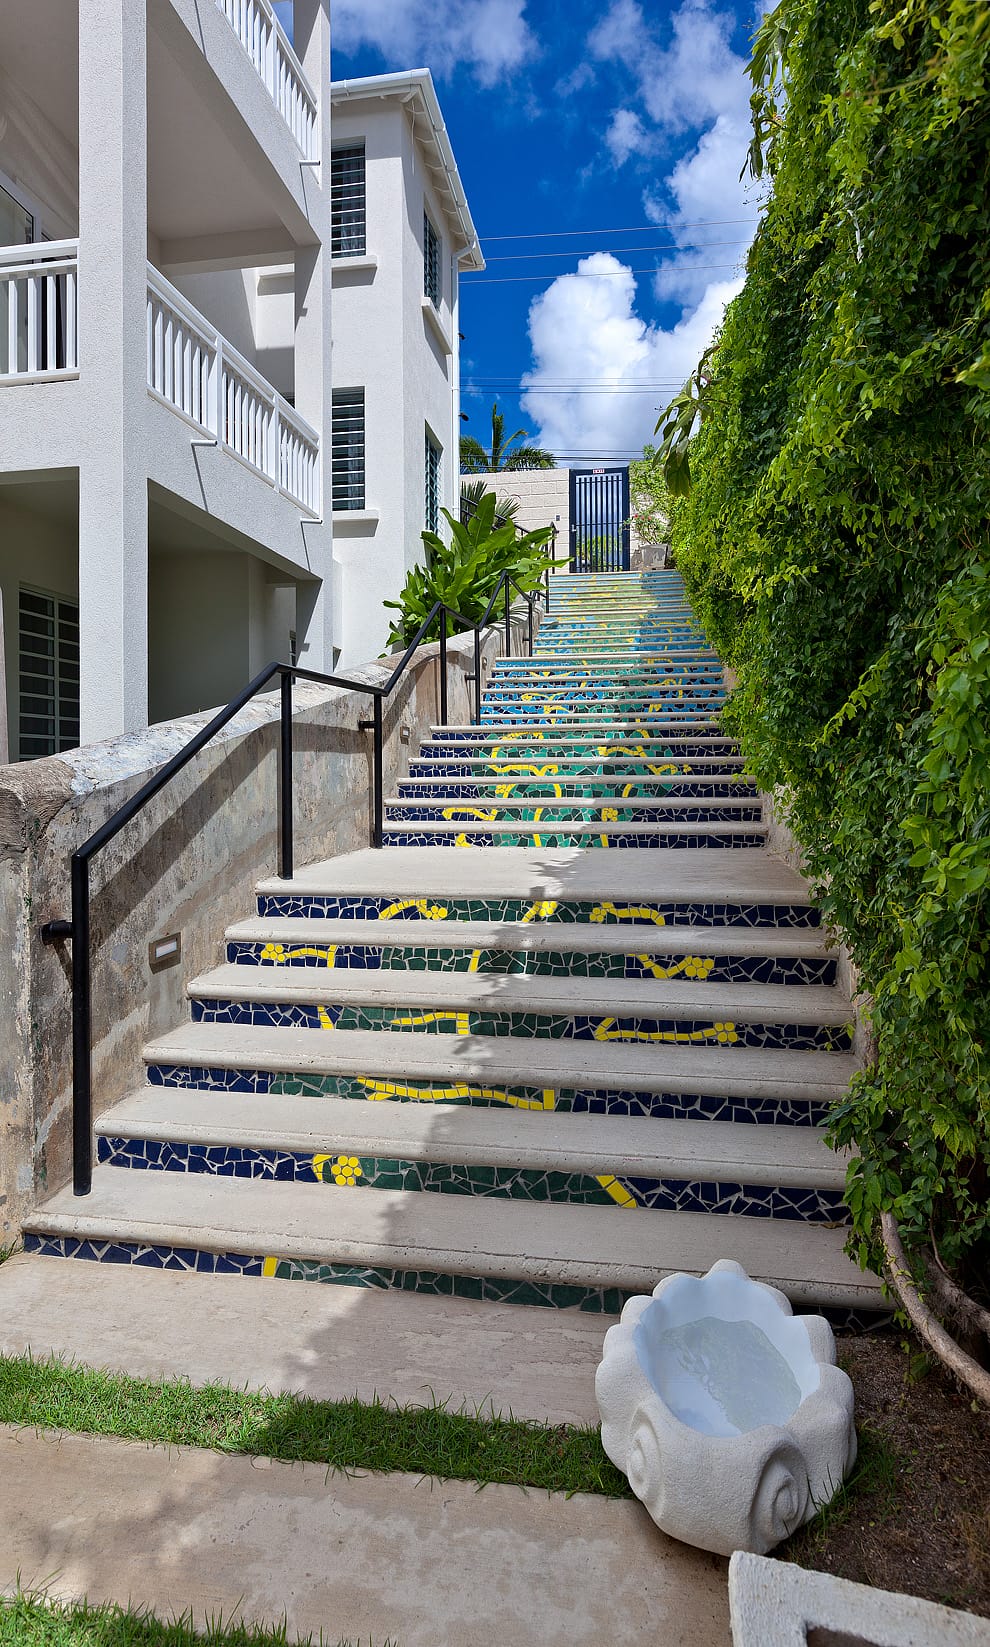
[0,0,334,752]
[326,86,465,667]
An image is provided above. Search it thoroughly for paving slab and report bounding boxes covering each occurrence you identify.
[0,1426,731,1646]
[0,1253,610,1421]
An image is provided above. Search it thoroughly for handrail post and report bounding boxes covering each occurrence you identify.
[528,595,534,655]
[71,854,92,1197]
[504,575,512,657]
[279,669,294,880]
[473,626,482,724]
[439,607,449,726]
[372,695,384,849]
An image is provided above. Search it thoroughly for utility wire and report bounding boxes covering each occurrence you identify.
[464,262,743,285]
[482,238,750,261]
[479,217,759,240]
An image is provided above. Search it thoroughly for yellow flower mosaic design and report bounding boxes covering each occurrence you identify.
[321,1154,363,1186]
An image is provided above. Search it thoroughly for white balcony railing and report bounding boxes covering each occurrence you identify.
[0,239,79,383]
[216,0,319,160]
[147,264,320,517]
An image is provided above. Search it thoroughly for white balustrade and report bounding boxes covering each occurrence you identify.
[216,0,318,159]
[146,264,320,516]
[277,398,321,516]
[0,240,79,382]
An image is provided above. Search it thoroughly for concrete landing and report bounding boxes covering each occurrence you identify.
[0,1252,610,1423]
[0,1426,731,1646]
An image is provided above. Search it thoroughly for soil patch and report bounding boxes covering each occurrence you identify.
[783,1332,990,1616]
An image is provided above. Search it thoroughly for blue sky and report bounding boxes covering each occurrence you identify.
[284,0,767,465]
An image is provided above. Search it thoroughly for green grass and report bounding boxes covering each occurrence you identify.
[0,1591,393,1646]
[786,1420,904,1559]
[0,1241,20,1267]
[0,1355,628,1498]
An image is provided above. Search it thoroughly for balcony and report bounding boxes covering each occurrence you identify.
[215,0,319,160]
[0,241,79,384]
[147,265,320,516]
[0,248,320,516]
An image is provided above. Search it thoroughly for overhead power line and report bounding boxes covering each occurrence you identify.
[483,238,750,261]
[463,262,744,285]
[479,218,759,241]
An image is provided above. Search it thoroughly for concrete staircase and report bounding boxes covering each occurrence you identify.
[24,572,882,1319]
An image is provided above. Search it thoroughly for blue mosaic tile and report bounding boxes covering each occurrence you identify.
[145,1062,833,1125]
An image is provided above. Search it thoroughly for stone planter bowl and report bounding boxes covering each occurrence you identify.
[596,1259,857,1557]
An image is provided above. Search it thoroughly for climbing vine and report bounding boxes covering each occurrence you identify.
[665,0,990,1304]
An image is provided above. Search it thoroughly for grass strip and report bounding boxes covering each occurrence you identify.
[0,1590,393,1646]
[0,1354,629,1498]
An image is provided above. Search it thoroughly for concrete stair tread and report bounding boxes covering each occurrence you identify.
[381,821,766,839]
[387,795,759,812]
[144,1021,857,1100]
[436,722,725,735]
[191,962,853,1024]
[226,917,832,958]
[26,1167,880,1305]
[257,846,812,903]
[94,1086,849,1187]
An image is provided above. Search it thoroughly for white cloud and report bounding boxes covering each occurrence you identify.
[331,0,536,85]
[604,109,656,167]
[590,0,750,136]
[519,0,762,462]
[519,254,743,463]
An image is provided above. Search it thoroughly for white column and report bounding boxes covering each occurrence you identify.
[77,0,149,742]
[291,0,334,672]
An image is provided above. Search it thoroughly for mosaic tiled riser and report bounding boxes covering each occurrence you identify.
[382,830,766,849]
[95,1136,849,1225]
[146,1064,834,1126]
[23,1234,885,1325]
[385,804,763,824]
[190,998,851,1053]
[400,781,755,798]
[255,894,821,928]
[225,943,838,987]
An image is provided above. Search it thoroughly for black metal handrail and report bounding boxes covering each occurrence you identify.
[42,571,546,1198]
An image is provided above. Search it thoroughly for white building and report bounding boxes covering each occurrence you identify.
[0,0,333,760]
[324,71,484,665]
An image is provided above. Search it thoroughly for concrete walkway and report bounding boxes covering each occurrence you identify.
[0,1252,610,1422]
[0,1426,731,1646]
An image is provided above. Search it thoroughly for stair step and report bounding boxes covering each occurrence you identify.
[23,1168,879,1311]
[257,846,813,906]
[144,1019,857,1104]
[225,915,835,962]
[189,960,853,1026]
[381,820,767,847]
[95,1087,849,1198]
[386,797,762,819]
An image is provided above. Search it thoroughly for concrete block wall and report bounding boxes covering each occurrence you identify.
[497,470,570,570]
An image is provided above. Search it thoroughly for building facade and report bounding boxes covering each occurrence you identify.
[0,0,333,759]
[324,71,483,665]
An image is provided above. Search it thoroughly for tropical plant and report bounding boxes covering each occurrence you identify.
[384,490,556,648]
[656,0,990,1396]
[628,445,673,545]
[460,402,556,472]
[460,477,521,526]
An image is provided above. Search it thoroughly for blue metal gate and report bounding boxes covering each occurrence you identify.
[568,467,630,572]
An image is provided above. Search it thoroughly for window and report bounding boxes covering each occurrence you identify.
[18,588,79,761]
[425,430,441,533]
[331,145,366,257]
[332,387,365,511]
[424,211,441,309]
